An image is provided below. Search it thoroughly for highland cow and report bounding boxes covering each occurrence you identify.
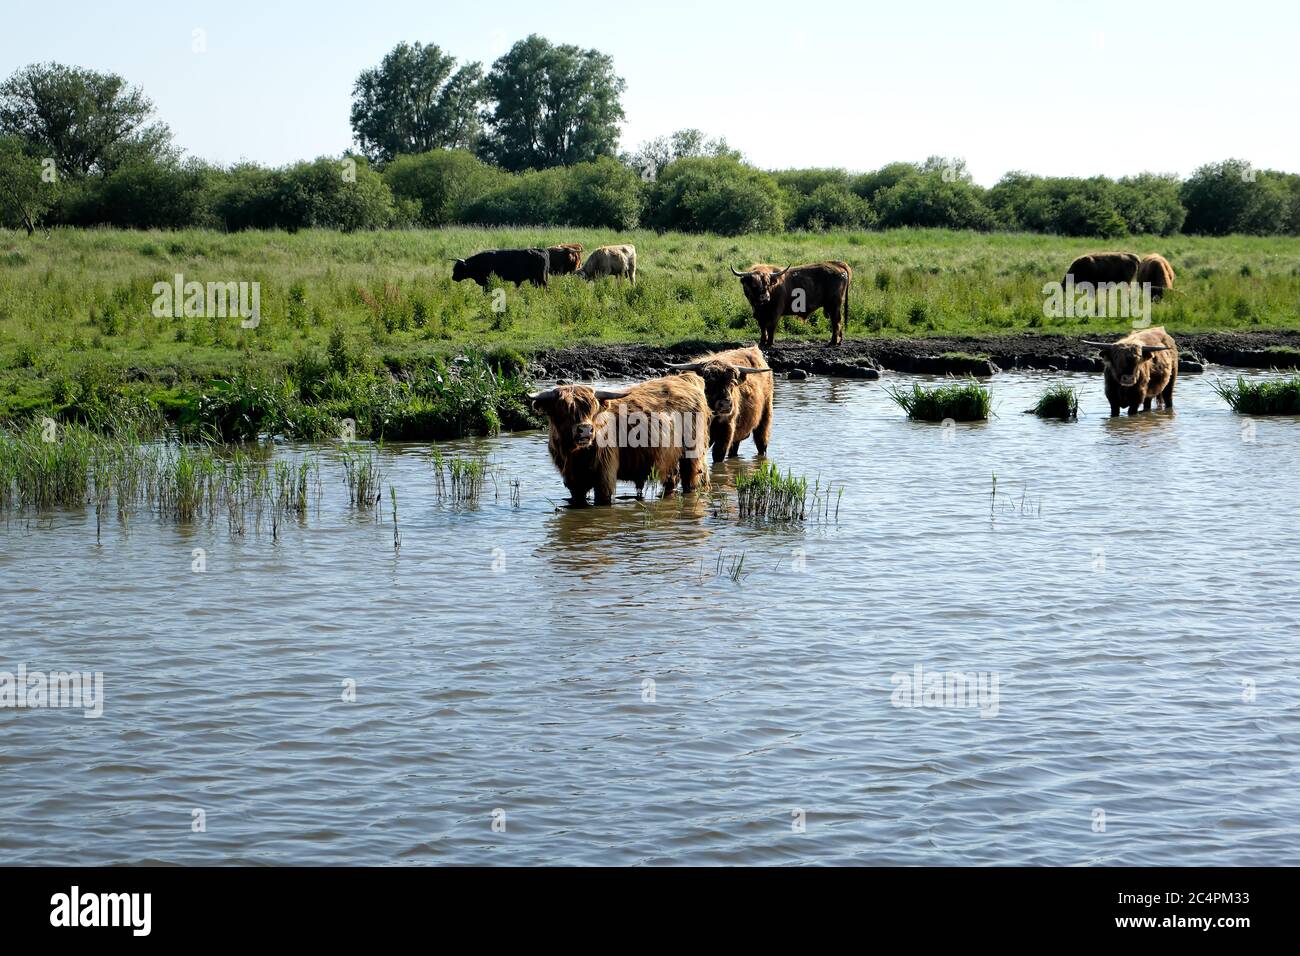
[667,344,774,462]
[1082,326,1179,416]
[578,244,637,284]
[547,243,584,276]
[529,376,708,505]
[732,260,852,347]
[1062,252,1140,288]
[451,248,549,288]
[1137,254,1175,301]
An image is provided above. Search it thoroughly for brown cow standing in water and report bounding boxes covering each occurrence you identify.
[732,261,852,347]
[1083,326,1178,416]
[1137,254,1175,301]
[529,376,708,505]
[667,345,773,462]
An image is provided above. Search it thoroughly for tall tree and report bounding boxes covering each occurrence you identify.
[0,135,57,234]
[625,128,739,181]
[350,42,484,165]
[479,35,625,172]
[0,63,172,178]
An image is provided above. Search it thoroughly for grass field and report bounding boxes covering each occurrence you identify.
[2,226,1298,436]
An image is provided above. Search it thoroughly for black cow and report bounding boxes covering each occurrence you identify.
[451,249,549,288]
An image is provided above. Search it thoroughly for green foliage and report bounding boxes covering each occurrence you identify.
[479,35,626,172]
[886,380,992,421]
[0,62,172,178]
[790,182,875,231]
[1212,376,1300,415]
[0,134,56,233]
[647,157,785,235]
[350,42,485,165]
[383,149,507,226]
[461,157,642,228]
[1029,384,1079,420]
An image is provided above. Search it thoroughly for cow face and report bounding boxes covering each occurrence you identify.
[451,259,468,282]
[733,266,790,307]
[695,362,743,419]
[1098,342,1167,388]
[529,384,627,453]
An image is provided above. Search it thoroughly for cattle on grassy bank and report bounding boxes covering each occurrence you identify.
[667,344,774,462]
[547,243,583,276]
[451,249,549,288]
[1137,254,1175,301]
[732,261,852,347]
[579,244,637,284]
[1082,326,1178,416]
[529,376,708,505]
[1062,252,1140,287]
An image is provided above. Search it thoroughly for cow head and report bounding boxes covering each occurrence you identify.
[528,384,628,453]
[667,359,771,420]
[450,258,468,282]
[732,265,791,306]
[1084,339,1170,388]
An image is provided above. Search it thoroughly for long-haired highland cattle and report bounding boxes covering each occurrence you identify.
[1137,254,1175,301]
[667,344,774,462]
[732,261,851,347]
[1083,326,1178,416]
[529,376,708,505]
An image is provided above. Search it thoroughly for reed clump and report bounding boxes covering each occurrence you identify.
[1028,384,1079,420]
[1212,376,1300,415]
[886,379,991,421]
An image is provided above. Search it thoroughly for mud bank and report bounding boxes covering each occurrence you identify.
[531,330,1300,381]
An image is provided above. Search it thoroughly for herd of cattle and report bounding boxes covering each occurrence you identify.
[450,243,1183,504]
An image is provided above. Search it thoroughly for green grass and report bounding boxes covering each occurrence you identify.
[736,462,810,521]
[886,379,992,421]
[3,225,1300,434]
[1028,384,1079,420]
[1212,376,1300,414]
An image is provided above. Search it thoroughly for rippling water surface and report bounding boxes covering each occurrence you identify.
[3,368,1299,865]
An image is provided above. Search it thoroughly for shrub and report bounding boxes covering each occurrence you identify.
[647,156,784,235]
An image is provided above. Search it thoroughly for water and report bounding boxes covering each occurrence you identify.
[2,368,1298,865]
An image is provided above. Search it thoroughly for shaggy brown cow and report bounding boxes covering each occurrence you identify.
[732,260,851,347]
[667,344,774,462]
[529,376,708,505]
[1137,254,1175,301]
[579,244,637,284]
[1063,252,1140,288]
[547,243,583,275]
[1083,326,1178,416]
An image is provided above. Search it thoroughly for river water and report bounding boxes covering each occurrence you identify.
[2,367,1298,865]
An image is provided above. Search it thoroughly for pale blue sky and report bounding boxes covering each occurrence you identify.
[4,0,1294,184]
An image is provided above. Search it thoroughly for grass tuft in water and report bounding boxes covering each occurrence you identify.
[886,379,991,421]
[341,445,383,507]
[1028,384,1079,420]
[1212,376,1300,415]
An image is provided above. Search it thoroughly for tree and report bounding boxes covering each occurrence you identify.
[647,157,784,235]
[0,135,57,234]
[479,35,626,172]
[0,63,172,178]
[626,128,739,181]
[349,42,485,165]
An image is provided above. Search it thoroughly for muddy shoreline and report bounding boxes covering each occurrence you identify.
[530,330,1300,381]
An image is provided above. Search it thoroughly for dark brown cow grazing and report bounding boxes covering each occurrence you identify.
[667,344,774,462]
[529,376,709,506]
[1137,254,1175,301]
[1083,326,1178,416]
[1063,252,1140,288]
[547,243,583,275]
[732,261,852,347]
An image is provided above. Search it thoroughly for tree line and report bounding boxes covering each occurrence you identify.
[2,46,1299,238]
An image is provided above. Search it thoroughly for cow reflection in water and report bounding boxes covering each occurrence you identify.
[538,492,714,578]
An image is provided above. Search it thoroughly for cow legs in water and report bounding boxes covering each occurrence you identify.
[753,405,772,455]
[728,442,741,458]
[678,456,702,494]
[593,469,616,506]
[1163,367,1177,409]
[1143,397,1154,411]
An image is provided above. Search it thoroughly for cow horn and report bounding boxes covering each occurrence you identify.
[731,266,750,277]
[731,364,773,376]
[1142,345,1171,354]
[772,265,792,277]
[448,258,465,264]
[1080,340,1114,348]
[528,388,559,403]
[592,387,629,401]
[666,360,707,371]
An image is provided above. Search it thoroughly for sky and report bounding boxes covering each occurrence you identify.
[2,0,1295,185]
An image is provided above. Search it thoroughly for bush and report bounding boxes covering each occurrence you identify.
[383,149,507,226]
[647,156,784,235]
[271,155,396,231]
[791,182,874,231]
[60,158,214,229]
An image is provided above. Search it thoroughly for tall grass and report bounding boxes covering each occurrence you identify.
[1028,384,1079,420]
[734,463,842,522]
[1212,376,1300,414]
[886,379,992,421]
